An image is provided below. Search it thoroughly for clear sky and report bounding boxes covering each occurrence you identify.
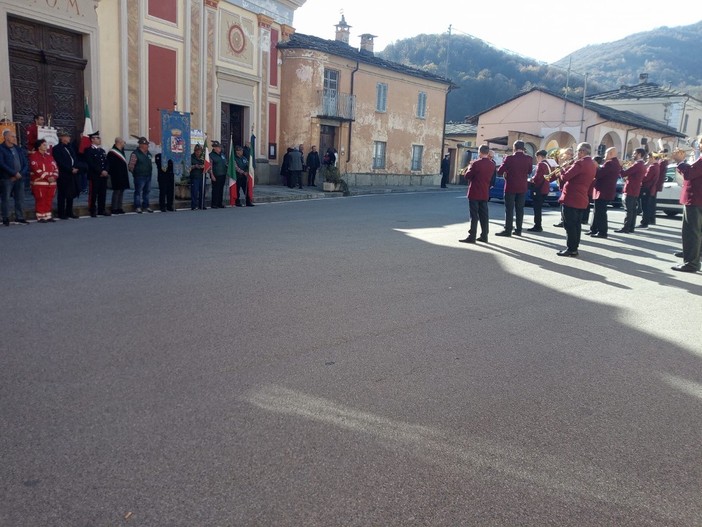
[292,0,702,64]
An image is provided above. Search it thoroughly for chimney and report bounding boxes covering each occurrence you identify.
[360,33,376,54]
[639,73,649,83]
[334,14,351,44]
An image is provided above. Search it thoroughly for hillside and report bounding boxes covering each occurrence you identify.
[379,22,702,122]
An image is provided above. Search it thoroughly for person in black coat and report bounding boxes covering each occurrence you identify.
[155,152,175,212]
[306,145,321,186]
[84,131,110,217]
[281,147,292,187]
[52,130,81,219]
[440,154,450,188]
[107,137,130,214]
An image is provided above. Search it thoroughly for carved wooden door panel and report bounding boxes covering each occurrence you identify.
[7,17,86,145]
[319,125,336,160]
[221,103,231,157]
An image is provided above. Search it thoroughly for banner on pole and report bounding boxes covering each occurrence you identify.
[160,110,191,178]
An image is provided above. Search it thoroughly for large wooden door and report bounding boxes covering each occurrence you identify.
[319,125,336,160]
[221,103,244,157]
[8,17,86,146]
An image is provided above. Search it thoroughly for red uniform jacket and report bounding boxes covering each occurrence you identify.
[622,160,646,197]
[497,151,532,194]
[641,163,660,196]
[530,160,551,195]
[676,157,702,207]
[657,159,669,192]
[464,157,495,201]
[29,151,58,187]
[592,158,621,201]
[558,156,596,209]
[25,123,38,151]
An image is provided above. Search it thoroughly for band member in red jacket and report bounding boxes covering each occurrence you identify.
[556,142,596,257]
[29,139,58,222]
[527,149,551,232]
[459,144,495,244]
[671,148,702,273]
[588,147,621,238]
[639,157,660,228]
[616,148,646,233]
[25,114,44,154]
[496,140,533,236]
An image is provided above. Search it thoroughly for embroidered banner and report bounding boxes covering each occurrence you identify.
[160,110,191,178]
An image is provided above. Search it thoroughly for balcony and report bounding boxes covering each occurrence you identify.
[316,90,355,122]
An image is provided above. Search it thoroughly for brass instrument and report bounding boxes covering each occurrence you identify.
[545,157,574,181]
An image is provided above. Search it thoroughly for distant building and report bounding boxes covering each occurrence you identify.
[466,87,685,158]
[277,16,454,187]
[443,122,477,185]
[588,77,702,147]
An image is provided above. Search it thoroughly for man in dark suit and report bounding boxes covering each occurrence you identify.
[588,147,621,238]
[209,141,227,208]
[496,140,532,236]
[557,142,596,257]
[459,144,494,243]
[616,148,646,233]
[84,131,110,217]
[527,150,551,232]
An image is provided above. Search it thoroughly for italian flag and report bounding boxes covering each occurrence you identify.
[79,97,93,154]
[203,137,211,174]
[247,133,255,202]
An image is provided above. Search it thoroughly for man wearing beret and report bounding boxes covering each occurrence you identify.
[209,141,228,209]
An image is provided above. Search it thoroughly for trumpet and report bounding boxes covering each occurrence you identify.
[545,157,574,181]
[621,159,634,171]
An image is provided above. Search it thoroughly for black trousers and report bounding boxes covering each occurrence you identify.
[307,168,317,186]
[591,199,609,234]
[623,195,638,232]
[563,205,584,251]
[468,199,489,239]
[57,187,74,218]
[531,192,545,228]
[290,170,302,189]
[640,190,657,225]
[235,175,250,204]
[158,173,174,210]
[504,192,525,232]
[681,205,702,270]
[212,174,226,207]
[89,177,107,214]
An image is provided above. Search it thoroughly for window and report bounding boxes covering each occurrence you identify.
[697,118,701,136]
[373,141,386,169]
[323,69,339,97]
[683,114,689,133]
[417,92,427,118]
[411,145,423,171]
[376,83,388,112]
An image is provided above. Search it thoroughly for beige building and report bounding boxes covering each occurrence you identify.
[1,0,305,183]
[443,122,477,185]
[468,88,685,159]
[277,16,453,186]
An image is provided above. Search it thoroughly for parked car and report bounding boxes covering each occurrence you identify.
[611,177,624,208]
[488,172,561,206]
[656,164,683,217]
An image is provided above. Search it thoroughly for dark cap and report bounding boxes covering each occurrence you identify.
[57,130,70,137]
[137,136,149,145]
[88,130,100,138]
[211,140,221,147]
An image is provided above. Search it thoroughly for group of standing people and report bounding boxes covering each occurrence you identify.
[459,139,702,273]
[279,145,332,188]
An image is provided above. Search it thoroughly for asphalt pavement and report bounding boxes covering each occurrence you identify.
[1,192,700,526]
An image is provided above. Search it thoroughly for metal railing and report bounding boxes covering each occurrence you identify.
[317,90,355,121]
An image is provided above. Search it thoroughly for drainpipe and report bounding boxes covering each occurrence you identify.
[584,119,607,143]
[346,61,360,164]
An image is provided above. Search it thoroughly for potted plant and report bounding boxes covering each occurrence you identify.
[322,165,348,193]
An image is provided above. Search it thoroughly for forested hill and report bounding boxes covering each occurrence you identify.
[379,22,702,122]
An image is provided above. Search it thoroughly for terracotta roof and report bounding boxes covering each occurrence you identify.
[465,87,685,138]
[588,82,699,102]
[278,32,454,87]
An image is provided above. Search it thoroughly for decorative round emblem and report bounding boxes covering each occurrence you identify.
[228,25,246,54]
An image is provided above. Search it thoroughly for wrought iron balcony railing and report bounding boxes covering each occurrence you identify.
[316,90,355,121]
